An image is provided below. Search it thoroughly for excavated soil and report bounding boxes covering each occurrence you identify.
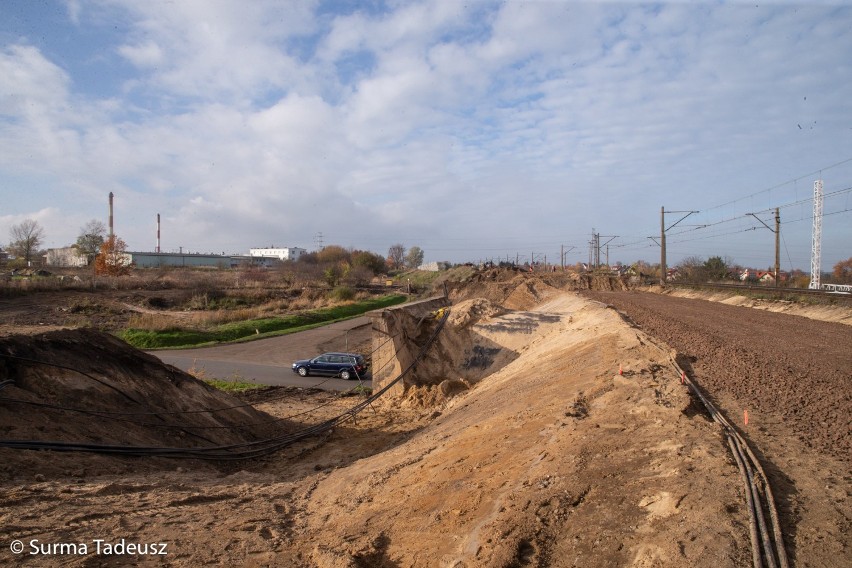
[582,290,852,567]
[0,274,847,566]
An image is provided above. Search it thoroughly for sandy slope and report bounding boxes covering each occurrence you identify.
[1,291,755,567]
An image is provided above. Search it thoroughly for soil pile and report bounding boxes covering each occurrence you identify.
[300,293,751,566]
[0,329,280,480]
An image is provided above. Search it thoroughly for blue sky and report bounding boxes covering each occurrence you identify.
[1,0,851,272]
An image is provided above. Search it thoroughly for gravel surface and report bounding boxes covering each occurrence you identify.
[582,290,851,462]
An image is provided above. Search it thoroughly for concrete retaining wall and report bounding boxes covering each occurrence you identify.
[367,296,449,396]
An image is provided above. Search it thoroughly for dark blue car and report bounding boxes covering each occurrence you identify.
[291,352,369,380]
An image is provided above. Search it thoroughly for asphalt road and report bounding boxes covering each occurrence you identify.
[149,317,373,392]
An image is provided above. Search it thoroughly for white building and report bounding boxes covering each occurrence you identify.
[249,246,306,262]
[45,247,88,267]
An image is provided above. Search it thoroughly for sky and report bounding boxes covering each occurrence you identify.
[1,0,851,272]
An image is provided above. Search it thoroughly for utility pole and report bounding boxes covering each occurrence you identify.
[810,180,824,289]
[597,235,618,269]
[747,208,782,287]
[656,207,698,286]
[561,246,575,271]
[596,233,601,268]
[590,229,601,269]
[775,207,781,285]
[660,206,666,286]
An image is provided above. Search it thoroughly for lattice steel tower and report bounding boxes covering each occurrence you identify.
[809,179,823,289]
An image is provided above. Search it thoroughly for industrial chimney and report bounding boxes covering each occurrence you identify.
[157,213,161,253]
[108,192,114,239]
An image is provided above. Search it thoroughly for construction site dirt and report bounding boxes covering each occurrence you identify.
[0,273,849,567]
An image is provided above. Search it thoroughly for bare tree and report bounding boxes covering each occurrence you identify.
[676,255,705,281]
[9,219,45,265]
[387,243,405,271]
[76,219,107,263]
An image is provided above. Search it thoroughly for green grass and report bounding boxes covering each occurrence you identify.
[121,294,407,349]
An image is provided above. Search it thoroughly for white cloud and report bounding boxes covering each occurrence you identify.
[1,1,851,268]
[110,0,319,101]
[0,45,70,117]
[117,40,163,68]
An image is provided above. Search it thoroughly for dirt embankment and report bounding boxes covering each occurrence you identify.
[0,329,281,479]
[582,289,852,567]
[0,272,846,566]
[648,285,852,326]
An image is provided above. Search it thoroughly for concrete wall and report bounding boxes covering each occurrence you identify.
[45,247,88,267]
[367,296,449,396]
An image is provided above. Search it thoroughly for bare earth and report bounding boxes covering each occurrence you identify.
[582,290,852,568]
[0,277,849,567]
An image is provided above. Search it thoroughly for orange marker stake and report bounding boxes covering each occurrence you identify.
[618,364,623,376]
[681,371,685,384]
[744,410,749,426]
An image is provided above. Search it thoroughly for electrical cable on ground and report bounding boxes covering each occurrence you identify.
[0,309,450,460]
[0,328,402,418]
[0,333,412,433]
[668,356,788,568]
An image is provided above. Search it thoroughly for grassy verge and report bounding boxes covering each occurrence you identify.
[121,294,407,349]
[204,379,265,393]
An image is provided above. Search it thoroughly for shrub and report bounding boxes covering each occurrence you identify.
[331,286,355,301]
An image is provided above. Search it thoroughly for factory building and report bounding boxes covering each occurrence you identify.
[125,252,260,269]
[249,247,306,262]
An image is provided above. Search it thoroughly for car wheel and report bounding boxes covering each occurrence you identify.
[297,367,308,377]
[340,370,351,380]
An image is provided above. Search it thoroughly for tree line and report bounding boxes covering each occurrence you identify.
[3,219,429,279]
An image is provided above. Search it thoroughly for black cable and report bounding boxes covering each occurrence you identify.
[0,310,450,459]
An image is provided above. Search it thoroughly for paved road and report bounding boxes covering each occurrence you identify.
[149,317,373,392]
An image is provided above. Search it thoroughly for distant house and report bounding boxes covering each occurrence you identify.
[740,269,788,284]
[249,247,306,262]
[0,249,8,265]
[45,247,88,267]
[418,261,452,272]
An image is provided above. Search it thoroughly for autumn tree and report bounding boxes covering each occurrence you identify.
[316,245,349,264]
[405,246,424,269]
[95,235,131,276]
[8,219,45,266]
[76,219,107,263]
[352,250,386,274]
[833,257,852,283]
[387,243,405,271]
